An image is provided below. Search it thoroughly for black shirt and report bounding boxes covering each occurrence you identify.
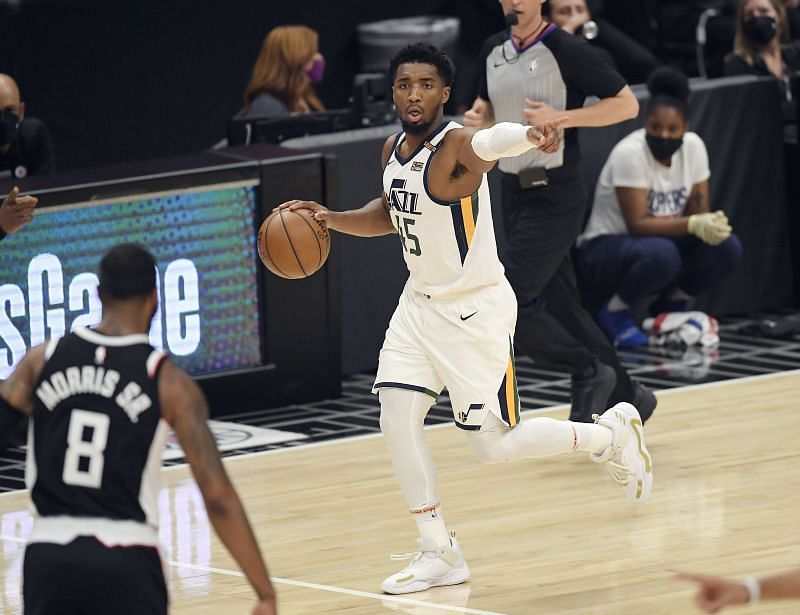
[0,116,55,179]
[30,328,168,527]
[478,25,626,174]
[724,42,800,141]
[723,42,800,80]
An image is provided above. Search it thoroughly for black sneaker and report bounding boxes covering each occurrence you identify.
[569,362,617,423]
[632,382,657,424]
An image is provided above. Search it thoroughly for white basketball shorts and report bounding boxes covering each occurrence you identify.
[373,278,521,430]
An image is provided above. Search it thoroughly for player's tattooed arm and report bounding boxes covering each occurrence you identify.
[686,180,709,216]
[159,362,276,608]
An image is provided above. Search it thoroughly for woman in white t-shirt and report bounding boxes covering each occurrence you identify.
[575,67,742,347]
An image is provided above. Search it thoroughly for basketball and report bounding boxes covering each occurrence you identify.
[257,206,331,279]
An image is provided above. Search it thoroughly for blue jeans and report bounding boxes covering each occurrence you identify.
[576,234,743,308]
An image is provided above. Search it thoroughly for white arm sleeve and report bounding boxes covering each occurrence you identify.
[471,122,538,162]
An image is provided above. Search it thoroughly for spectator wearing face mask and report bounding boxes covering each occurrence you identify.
[575,67,742,347]
[0,74,55,180]
[725,0,800,82]
[725,0,800,303]
[238,25,326,118]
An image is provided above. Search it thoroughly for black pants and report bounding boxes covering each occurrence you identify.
[500,170,635,403]
[23,537,168,615]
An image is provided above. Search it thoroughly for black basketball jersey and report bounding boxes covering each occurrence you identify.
[28,328,169,529]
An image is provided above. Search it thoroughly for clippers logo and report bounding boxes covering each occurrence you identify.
[458,403,484,424]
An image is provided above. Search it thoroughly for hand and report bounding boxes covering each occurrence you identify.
[687,211,731,245]
[463,98,491,129]
[0,186,38,234]
[526,117,568,154]
[273,199,336,229]
[677,573,750,613]
[562,13,589,35]
[251,597,277,615]
[523,99,563,127]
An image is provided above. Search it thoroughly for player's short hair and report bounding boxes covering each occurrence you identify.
[98,243,156,299]
[388,42,456,87]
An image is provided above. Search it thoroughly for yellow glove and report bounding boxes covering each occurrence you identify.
[688,211,732,246]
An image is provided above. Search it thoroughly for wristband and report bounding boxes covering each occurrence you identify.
[743,577,760,603]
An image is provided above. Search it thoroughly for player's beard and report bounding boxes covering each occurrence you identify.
[401,116,435,136]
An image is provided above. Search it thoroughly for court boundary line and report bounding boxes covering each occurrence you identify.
[171,561,508,615]
[0,534,506,615]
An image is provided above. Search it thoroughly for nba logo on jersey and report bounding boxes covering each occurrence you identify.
[94,346,106,365]
[529,58,538,75]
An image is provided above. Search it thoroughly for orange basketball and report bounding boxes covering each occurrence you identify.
[257,206,330,279]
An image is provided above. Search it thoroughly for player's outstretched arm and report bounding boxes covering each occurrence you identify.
[0,344,46,448]
[159,362,277,615]
[455,118,567,175]
[678,569,800,612]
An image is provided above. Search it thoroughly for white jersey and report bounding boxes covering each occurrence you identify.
[383,121,505,299]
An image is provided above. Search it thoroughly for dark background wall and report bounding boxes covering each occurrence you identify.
[0,0,461,171]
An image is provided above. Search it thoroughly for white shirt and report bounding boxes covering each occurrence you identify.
[382,121,504,298]
[578,128,710,245]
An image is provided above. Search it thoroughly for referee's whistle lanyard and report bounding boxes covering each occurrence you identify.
[503,19,550,63]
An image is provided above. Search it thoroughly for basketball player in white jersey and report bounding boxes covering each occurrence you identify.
[276,43,653,595]
[0,244,276,614]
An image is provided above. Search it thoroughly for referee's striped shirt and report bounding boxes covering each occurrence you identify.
[477,24,627,175]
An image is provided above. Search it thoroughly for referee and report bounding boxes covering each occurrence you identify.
[463,0,655,422]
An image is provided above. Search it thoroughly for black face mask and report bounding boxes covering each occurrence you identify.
[646,134,683,161]
[0,110,19,146]
[745,16,778,46]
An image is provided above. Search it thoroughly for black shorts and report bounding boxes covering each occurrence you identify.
[23,536,168,615]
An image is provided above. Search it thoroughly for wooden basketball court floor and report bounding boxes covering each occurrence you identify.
[0,370,797,614]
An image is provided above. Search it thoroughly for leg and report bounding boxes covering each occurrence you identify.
[673,234,743,297]
[378,388,445,544]
[540,254,657,418]
[581,236,681,347]
[500,174,654,420]
[501,173,599,378]
[466,410,612,462]
[378,388,470,595]
[466,407,653,504]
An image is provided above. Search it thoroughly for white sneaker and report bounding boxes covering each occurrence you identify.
[381,533,470,595]
[591,402,653,504]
